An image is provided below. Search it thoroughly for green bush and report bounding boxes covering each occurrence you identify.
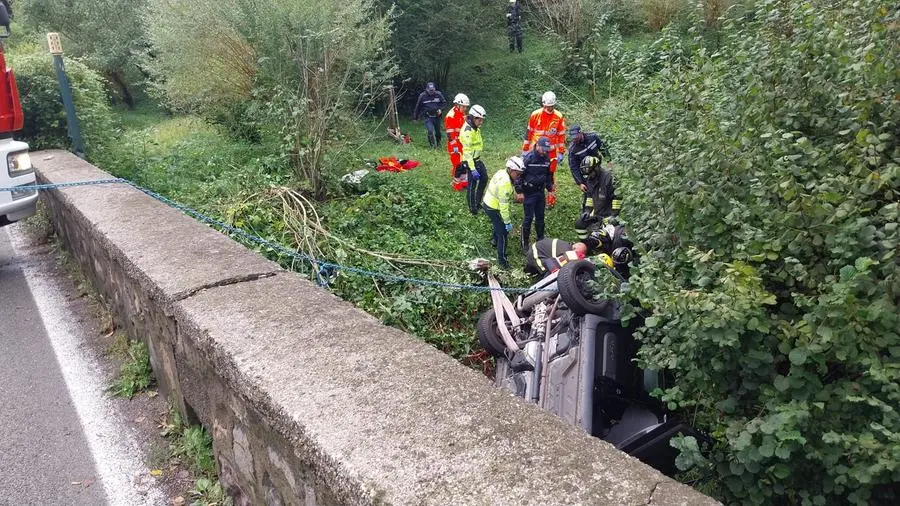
[616,1,899,503]
[10,50,116,155]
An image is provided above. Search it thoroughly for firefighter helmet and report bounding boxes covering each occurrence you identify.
[470,104,486,119]
[597,253,614,268]
[580,155,601,178]
[541,91,557,107]
[453,93,470,107]
[612,247,633,266]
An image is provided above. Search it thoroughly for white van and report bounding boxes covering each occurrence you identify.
[0,136,36,227]
[0,1,37,228]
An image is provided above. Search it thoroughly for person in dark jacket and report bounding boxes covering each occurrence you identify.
[524,238,587,278]
[567,124,612,191]
[506,0,523,53]
[516,136,554,250]
[574,155,621,240]
[413,82,447,148]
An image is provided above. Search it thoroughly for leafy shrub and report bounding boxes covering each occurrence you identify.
[616,0,899,503]
[11,50,117,155]
[145,0,396,199]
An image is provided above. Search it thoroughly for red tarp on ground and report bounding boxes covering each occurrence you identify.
[376,156,420,172]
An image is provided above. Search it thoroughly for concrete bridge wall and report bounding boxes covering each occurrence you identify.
[33,150,718,506]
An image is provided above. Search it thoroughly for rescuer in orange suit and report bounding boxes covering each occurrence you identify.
[445,93,470,191]
[522,91,567,181]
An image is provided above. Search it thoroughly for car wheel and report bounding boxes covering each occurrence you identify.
[558,259,611,316]
[477,308,509,357]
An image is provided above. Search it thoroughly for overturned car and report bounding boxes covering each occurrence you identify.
[477,232,699,475]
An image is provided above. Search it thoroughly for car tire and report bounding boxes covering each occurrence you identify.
[477,308,508,357]
[558,259,611,316]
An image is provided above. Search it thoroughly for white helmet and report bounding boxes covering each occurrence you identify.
[541,91,557,107]
[453,93,470,106]
[470,104,486,119]
[506,156,525,172]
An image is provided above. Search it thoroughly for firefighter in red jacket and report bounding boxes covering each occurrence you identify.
[445,93,470,191]
[522,91,567,179]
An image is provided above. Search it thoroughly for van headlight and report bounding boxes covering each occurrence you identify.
[8,151,33,178]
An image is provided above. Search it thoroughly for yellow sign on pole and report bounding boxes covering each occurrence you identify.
[47,33,63,55]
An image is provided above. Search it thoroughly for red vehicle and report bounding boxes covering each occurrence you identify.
[0,2,37,228]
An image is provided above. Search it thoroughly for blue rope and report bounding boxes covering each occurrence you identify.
[2,178,551,293]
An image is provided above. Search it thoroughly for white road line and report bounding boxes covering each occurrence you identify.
[6,226,168,506]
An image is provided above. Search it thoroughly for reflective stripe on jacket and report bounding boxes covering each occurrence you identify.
[444,107,465,141]
[527,238,578,273]
[568,133,611,186]
[522,108,567,158]
[483,170,514,223]
[413,90,446,119]
[460,119,483,166]
[584,168,620,218]
[516,150,552,195]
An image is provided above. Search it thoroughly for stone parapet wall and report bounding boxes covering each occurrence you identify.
[34,150,718,506]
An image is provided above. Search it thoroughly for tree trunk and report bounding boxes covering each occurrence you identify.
[108,71,135,110]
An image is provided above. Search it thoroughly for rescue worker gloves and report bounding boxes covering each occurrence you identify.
[546,192,557,207]
[453,93,470,106]
[541,91,557,107]
[505,223,513,232]
[470,104,486,119]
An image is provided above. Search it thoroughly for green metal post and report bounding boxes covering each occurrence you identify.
[47,33,85,159]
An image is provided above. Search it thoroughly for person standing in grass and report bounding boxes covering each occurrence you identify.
[517,136,554,250]
[506,0,523,53]
[522,91,566,178]
[445,93,470,191]
[483,156,525,269]
[412,82,446,148]
[460,104,488,215]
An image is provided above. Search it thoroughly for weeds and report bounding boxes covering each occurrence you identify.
[108,340,154,399]
[160,403,231,506]
[21,201,53,243]
[105,333,130,359]
[188,478,231,506]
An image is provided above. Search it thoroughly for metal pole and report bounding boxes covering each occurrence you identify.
[47,33,85,159]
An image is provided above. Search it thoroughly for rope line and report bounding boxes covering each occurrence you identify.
[2,178,552,293]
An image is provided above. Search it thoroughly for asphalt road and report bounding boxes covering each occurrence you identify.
[0,225,167,505]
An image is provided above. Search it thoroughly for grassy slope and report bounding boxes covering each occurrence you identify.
[345,34,609,268]
[95,30,635,360]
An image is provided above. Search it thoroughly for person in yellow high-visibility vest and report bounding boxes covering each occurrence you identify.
[460,104,488,215]
[482,156,525,268]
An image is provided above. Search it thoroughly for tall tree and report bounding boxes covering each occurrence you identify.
[20,0,148,108]
[378,0,482,91]
[145,0,397,199]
